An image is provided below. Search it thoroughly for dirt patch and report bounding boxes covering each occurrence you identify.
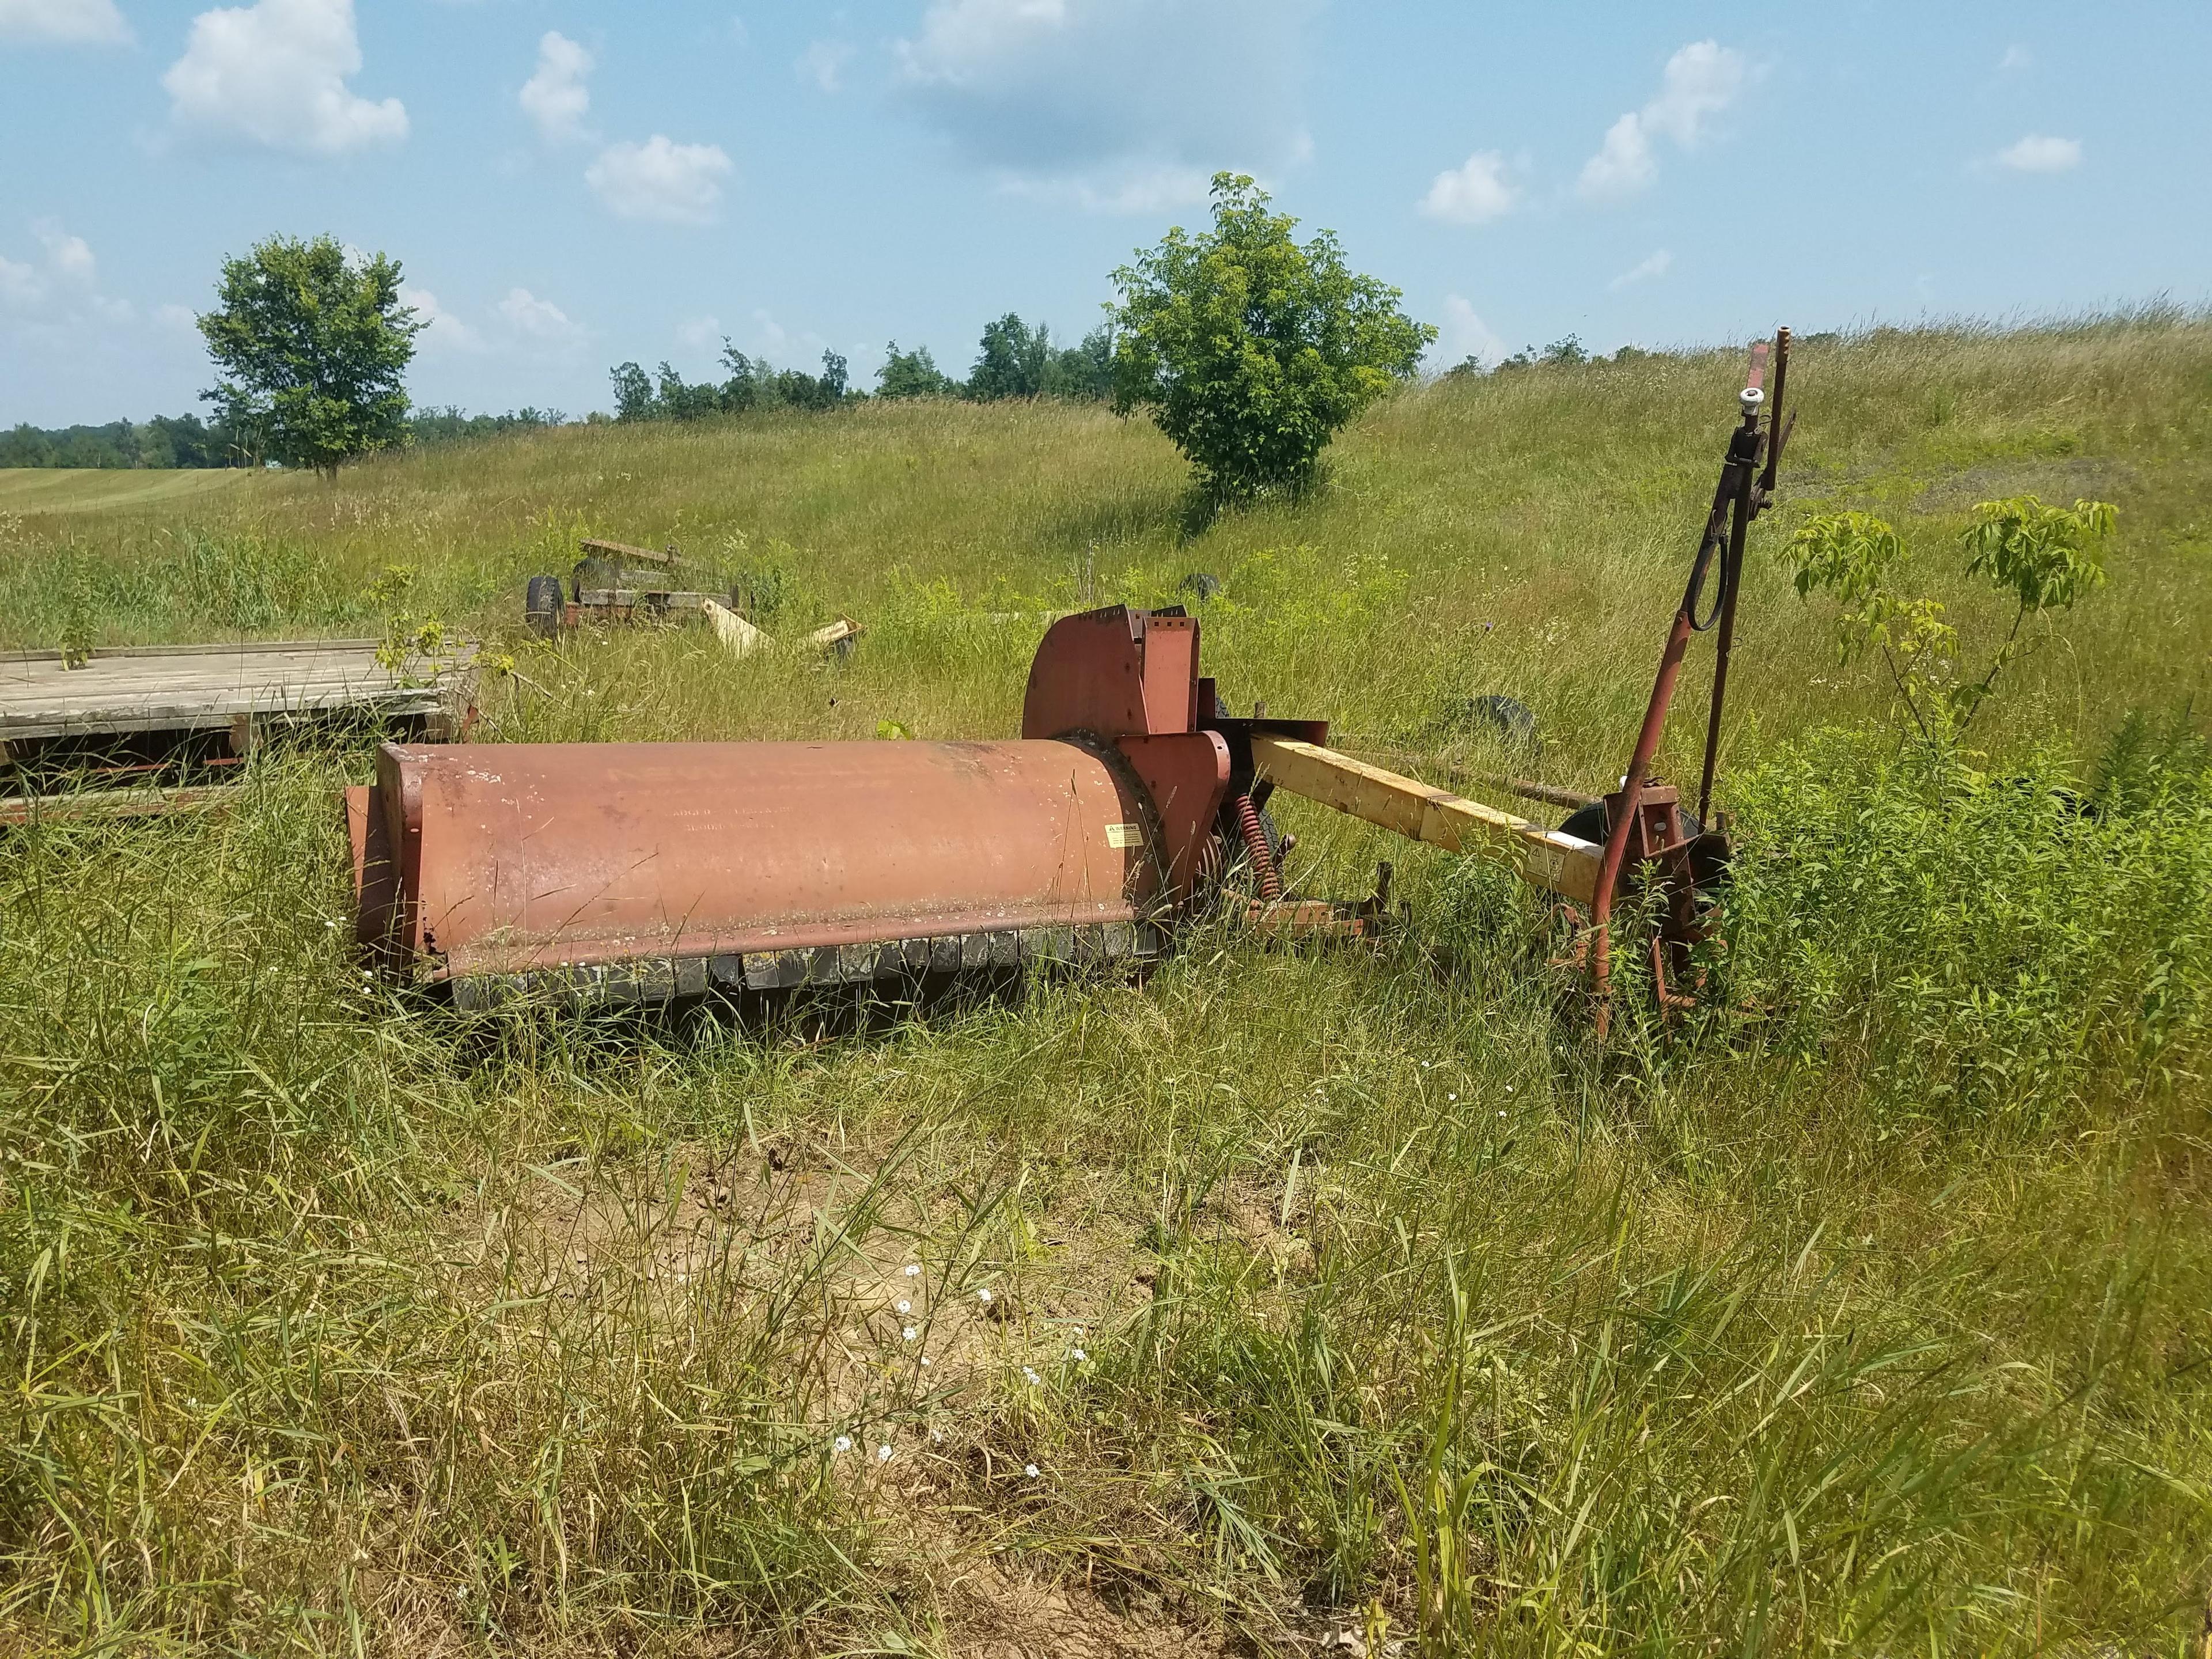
[935,1562,1245,1658]
[1910,457,2134,515]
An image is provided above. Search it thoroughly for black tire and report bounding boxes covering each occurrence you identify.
[1440,694,1537,749]
[1559,798,1729,890]
[525,574,564,638]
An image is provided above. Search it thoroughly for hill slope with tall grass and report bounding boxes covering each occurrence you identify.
[3,317,2210,1656]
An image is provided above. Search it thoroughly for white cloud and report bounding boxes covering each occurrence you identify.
[1998,44,2031,72]
[676,314,724,353]
[1578,113,1653,200]
[497,286,578,342]
[520,31,592,145]
[798,37,853,92]
[156,301,200,332]
[998,160,1211,214]
[0,221,129,329]
[0,220,99,310]
[1994,134,2080,173]
[585,135,734,225]
[402,286,479,353]
[0,0,131,44]
[744,308,824,368]
[1578,40,1749,202]
[0,254,40,309]
[1419,150,1517,226]
[893,0,1316,213]
[36,221,94,282]
[1431,294,1505,372]
[1608,249,1672,290]
[164,0,407,156]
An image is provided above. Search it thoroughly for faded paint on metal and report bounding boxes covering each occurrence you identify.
[365,737,1175,982]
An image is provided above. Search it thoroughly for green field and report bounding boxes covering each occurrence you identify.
[0,465,263,516]
[3,318,2210,1655]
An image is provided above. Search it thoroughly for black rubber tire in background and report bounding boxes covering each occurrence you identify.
[1559,799,1729,890]
[524,574,564,638]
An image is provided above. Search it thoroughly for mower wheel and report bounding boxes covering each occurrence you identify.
[1558,800,1730,891]
[525,574,565,638]
[1178,571,1222,603]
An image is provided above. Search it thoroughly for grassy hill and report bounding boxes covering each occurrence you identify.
[2,318,2210,1655]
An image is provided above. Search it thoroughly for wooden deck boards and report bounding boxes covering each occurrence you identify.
[0,639,474,742]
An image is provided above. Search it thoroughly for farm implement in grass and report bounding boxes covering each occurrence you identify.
[524,536,862,659]
[356,332,1794,1027]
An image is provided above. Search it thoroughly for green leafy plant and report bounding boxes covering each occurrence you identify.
[1787,495,2114,743]
[369,563,456,681]
[197,234,422,479]
[1109,173,1433,502]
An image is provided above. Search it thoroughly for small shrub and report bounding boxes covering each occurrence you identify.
[1110,173,1433,502]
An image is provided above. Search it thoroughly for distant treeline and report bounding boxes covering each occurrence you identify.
[1,406,570,471]
[0,413,255,471]
[405,406,566,446]
[609,314,1115,424]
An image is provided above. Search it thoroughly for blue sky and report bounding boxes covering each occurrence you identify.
[2,0,2206,427]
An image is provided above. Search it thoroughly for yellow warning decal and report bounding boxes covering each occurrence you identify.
[1105,822,1145,849]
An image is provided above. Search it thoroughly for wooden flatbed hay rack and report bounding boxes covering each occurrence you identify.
[2,638,477,822]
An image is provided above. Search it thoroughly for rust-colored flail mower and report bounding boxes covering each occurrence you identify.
[350,332,1793,1024]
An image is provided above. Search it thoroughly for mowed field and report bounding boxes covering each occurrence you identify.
[0,465,259,515]
[3,318,2211,1656]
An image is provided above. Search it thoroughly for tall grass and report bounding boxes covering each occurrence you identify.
[3,317,2211,1653]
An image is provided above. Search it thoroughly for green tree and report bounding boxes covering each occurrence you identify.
[609,361,655,421]
[877,340,957,398]
[1041,323,1115,400]
[197,234,421,479]
[1109,173,1433,500]
[968,313,1051,400]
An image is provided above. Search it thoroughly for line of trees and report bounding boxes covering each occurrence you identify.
[607,313,1116,424]
[882,315,1114,402]
[608,346,851,423]
[0,406,569,470]
[0,413,255,470]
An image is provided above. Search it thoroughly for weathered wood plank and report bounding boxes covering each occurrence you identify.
[579,537,675,566]
[1251,735,1603,906]
[0,639,474,740]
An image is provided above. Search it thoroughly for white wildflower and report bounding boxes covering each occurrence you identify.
[976,1287,994,1304]
[876,1444,893,1463]
[920,1355,933,1368]
[903,1263,921,1278]
[896,1298,911,1315]
[903,1325,918,1341]
[832,1435,852,1454]
[1071,1347,1088,1362]
[1024,1463,1040,1479]
[1022,1366,1040,1385]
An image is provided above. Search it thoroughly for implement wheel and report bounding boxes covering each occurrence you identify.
[525,574,564,639]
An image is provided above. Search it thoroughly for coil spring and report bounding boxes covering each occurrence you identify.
[1233,793,1282,902]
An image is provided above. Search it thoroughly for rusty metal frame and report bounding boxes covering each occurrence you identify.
[1588,328,1792,1031]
